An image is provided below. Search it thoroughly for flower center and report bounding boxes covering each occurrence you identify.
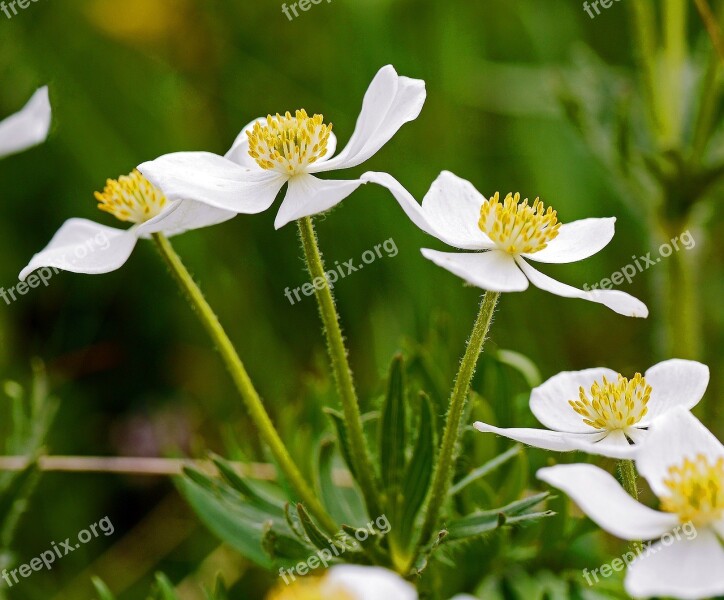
[95,169,167,224]
[247,110,333,176]
[478,192,561,254]
[266,576,354,600]
[661,454,724,526]
[568,373,651,432]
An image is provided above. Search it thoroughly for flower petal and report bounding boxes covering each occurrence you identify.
[274,173,363,229]
[475,423,636,458]
[311,65,425,173]
[421,249,529,292]
[138,152,286,214]
[19,219,138,280]
[530,367,620,433]
[520,218,615,263]
[625,529,724,600]
[638,359,709,426]
[636,407,724,498]
[537,464,679,540]
[224,116,337,169]
[0,86,52,159]
[136,199,236,238]
[515,257,649,317]
[324,566,417,600]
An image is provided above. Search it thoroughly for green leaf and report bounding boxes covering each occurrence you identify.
[297,503,333,551]
[449,445,522,496]
[91,577,116,600]
[324,408,358,481]
[495,350,542,389]
[444,492,552,543]
[315,438,366,525]
[154,573,179,600]
[398,393,435,543]
[210,455,284,514]
[379,354,407,500]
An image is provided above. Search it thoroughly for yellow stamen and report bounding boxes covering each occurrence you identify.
[266,576,354,600]
[95,169,167,224]
[569,373,651,432]
[661,454,724,526]
[478,192,561,254]
[247,110,333,176]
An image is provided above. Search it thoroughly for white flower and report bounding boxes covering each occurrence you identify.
[19,170,234,280]
[538,407,724,599]
[0,86,51,159]
[363,170,648,317]
[269,566,417,600]
[137,65,426,229]
[474,359,709,459]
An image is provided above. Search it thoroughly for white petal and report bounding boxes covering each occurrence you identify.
[138,152,286,214]
[19,219,138,279]
[636,407,724,498]
[638,359,709,425]
[530,367,620,434]
[421,249,529,292]
[224,115,337,169]
[625,529,724,600]
[136,199,236,238]
[419,171,496,249]
[475,423,636,459]
[0,86,52,159]
[324,565,417,600]
[521,218,615,263]
[311,65,425,173]
[537,464,679,540]
[274,173,363,229]
[515,257,649,318]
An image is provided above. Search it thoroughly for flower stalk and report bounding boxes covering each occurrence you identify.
[618,459,642,551]
[151,232,338,536]
[296,216,383,519]
[411,291,500,569]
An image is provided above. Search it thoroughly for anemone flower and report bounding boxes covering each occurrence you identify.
[137,65,425,229]
[269,565,417,600]
[539,407,724,599]
[0,86,51,159]
[362,170,648,317]
[474,359,708,459]
[19,170,234,279]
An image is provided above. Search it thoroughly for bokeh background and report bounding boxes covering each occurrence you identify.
[0,0,721,598]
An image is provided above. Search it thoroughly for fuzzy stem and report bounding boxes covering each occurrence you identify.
[410,291,500,569]
[296,217,383,519]
[619,459,642,551]
[151,233,338,535]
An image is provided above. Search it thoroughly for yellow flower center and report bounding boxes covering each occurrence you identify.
[661,454,724,526]
[478,192,561,254]
[95,169,167,224]
[247,110,333,175]
[266,576,354,600]
[568,373,651,432]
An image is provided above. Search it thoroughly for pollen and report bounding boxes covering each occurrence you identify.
[247,110,333,176]
[266,576,354,600]
[661,454,724,526]
[569,373,651,432]
[95,169,167,224]
[478,192,561,254]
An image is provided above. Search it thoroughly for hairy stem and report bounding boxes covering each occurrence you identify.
[296,217,383,519]
[152,233,338,535]
[619,459,642,551]
[411,291,500,570]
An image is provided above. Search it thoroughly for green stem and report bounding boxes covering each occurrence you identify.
[151,233,338,536]
[410,291,500,570]
[296,217,383,519]
[618,459,642,551]
[662,0,687,146]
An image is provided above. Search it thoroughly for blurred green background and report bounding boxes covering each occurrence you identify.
[0,0,721,598]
